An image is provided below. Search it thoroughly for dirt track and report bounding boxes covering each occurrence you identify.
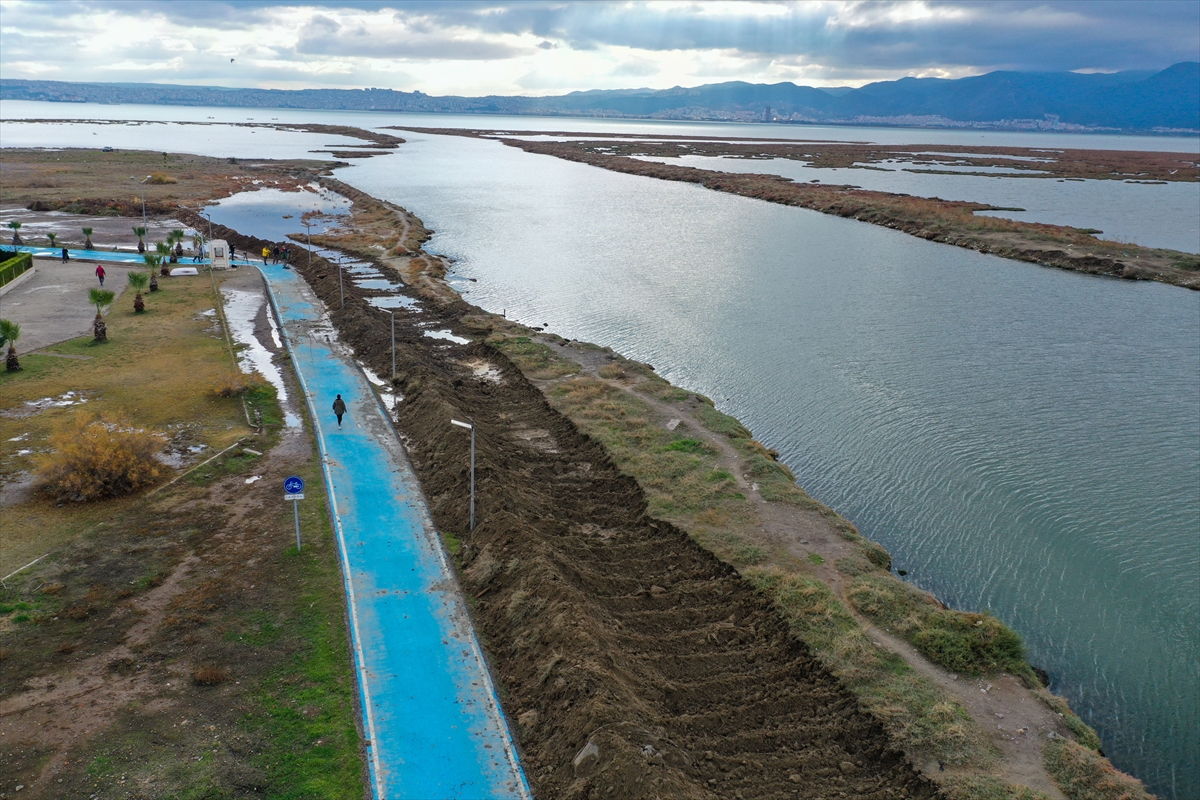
[185,212,938,799]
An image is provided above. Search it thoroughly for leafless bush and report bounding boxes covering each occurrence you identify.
[36,412,165,502]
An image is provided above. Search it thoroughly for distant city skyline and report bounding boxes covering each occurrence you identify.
[0,0,1197,96]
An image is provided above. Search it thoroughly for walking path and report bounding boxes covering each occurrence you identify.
[0,258,133,352]
[257,264,530,800]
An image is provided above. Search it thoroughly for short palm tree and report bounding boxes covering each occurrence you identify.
[170,229,185,261]
[143,253,161,291]
[47,232,57,247]
[127,271,149,313]
[83,227,95,250]
[8,220,22,246]
[133,226,147,253]
[155,241,171,276]
[88,288,116,342]
[0,319,20,371]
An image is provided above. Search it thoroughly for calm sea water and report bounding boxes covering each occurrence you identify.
[632,153,1200,253]
[3,102,1198,798]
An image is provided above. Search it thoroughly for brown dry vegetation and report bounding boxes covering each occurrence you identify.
[397,128,1200,289]
[0,146,346,223]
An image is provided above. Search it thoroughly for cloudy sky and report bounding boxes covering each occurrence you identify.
[0,0,1197,95]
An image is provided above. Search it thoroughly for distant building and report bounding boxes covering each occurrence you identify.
[763,106,772,122]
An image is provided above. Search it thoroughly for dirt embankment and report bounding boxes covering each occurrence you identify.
[395,128,1200,290]
[183,213,936,799]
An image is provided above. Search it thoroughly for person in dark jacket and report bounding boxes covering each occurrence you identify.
[61,247,69,263]
[333,394,347,428]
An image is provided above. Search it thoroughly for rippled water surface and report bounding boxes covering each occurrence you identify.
[350,131,1199,799]
[3,103,1198,798]
[633,153,1200,253]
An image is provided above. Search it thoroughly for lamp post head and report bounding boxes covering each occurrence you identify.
[451,419,474,430]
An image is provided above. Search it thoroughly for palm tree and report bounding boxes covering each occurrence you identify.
[127,271,149,313]
[83,227,95,250]
[88,288,115,342]
[8,221,22,246]
[0,319,20,371]
[143,253,161,292]
[170,229,185,262]
[47,232,57,248]
[155,241,171,276]
[133,226,147,253]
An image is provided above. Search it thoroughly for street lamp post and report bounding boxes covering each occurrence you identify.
[131,175,150,229]
[338,254,344,309]
[450,419,476,531]
[302,216,314,272]
[391,310,396,382]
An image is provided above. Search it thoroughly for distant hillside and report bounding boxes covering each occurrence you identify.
[3,64,1197,133]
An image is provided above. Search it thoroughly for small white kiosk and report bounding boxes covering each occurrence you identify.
[209,239,231,270]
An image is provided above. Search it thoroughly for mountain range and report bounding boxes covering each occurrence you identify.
[3,63,1197,133]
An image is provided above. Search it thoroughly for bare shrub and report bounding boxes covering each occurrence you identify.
[146,171,177,185]
[36,412,165,502]
[193,665,231,685]
[211,371,265,398]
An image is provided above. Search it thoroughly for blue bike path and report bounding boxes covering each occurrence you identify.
[258,264,530,800]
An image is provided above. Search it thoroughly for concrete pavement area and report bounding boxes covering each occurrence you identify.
[0,258,136,352]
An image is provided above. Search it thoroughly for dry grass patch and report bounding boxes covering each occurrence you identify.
[1044,739,1153,800]
[0,272,250,573]
[36,412,165,501]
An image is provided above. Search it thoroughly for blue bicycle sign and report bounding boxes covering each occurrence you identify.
[284,476,305,495]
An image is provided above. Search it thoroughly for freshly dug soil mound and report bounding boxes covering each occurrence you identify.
[187,214,936,799]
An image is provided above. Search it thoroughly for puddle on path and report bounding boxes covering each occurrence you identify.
[221,287,301,428]
[359,363,401,411]
[366,296,421,311]
[424,329,471,345]
[2,391,88,418]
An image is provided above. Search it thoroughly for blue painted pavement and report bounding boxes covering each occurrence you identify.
[12,245,264,268]
[258,264,530,800]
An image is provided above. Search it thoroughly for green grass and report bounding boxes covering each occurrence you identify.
[492,336,580,379]
[238,456,364,800]
[846,574,1033,680]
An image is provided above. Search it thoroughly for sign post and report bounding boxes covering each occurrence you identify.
[450,420,475,531]
[284,475,305,551]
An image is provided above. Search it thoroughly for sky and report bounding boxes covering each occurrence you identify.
[0,0,1197,96]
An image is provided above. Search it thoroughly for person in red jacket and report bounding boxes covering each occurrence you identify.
[95,264,106,286]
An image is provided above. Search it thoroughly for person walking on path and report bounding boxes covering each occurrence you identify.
[95,264,105,286]
[61,247,69,263]
[333,394,347,428]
